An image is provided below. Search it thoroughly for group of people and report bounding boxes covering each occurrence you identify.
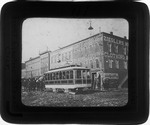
[22,77,45,92]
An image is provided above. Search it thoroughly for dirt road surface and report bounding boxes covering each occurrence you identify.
[22,89,128,107]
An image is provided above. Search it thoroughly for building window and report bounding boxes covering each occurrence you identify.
[65,53,67,61]
[84,61,87,67]
[90,60,93,69]
[123,46,127,55]
[69,51,71,60]
[51,57,53,64]
[90,45,92,52]
[62,54,64,61]
[115,60,119,69]
[124,61,128,69]
[107,42,112,52]
[56,56,58,63]
[109,59,113,68]
[54,56,56,63]
[114,44,119,53]
[96,59,99,68]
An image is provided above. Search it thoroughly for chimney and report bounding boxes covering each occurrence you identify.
[110,32,113,35]
[124,36,127,39]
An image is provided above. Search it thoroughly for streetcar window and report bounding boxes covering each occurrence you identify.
[45,74,47,80]
[52,73,55,80]
[66,71,69,79]
[47,73,49,80]
[47,74,50,80]
[46,74,47,80]
[82,70,87,79]
[52,73,54,80]
[51,73,53,80]
[57,72,60,80]
[54,73,56,80]
[87,70,90,78]
[55,72,58,80]
[62,71,66,79]
[47,74,49,80]
[51,73,52,80]
[76,70,81,79]
[48,73,50,80]
[57,72,59,80]
[70,70,73,79]
[50,73,52,80]
[44,74,46,80]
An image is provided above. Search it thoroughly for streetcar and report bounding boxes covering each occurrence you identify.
[44,66,92,92]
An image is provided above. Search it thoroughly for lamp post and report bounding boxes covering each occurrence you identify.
[88,20,94,36]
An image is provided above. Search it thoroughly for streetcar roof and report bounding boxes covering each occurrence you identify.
[44,67,90,74]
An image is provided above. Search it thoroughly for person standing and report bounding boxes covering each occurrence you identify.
[97,73,101,89]
[93,76,97,90]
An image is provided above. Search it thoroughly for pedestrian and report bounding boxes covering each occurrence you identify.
[36,79,40,91]
[28,78,31,92]
[41,79,45,91]
[97,74,101,89]
[93,76,97,90]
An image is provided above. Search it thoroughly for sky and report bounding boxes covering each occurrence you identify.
[22,18,129,63]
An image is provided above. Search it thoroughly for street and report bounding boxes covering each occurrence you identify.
[22,89,128,107]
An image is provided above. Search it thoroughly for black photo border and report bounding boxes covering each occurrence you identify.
[0,1,149,124]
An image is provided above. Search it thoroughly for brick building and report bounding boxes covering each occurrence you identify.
[25,56,41,78]
[40,51,50,75]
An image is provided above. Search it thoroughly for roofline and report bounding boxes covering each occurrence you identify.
[51,33,101,53]
[39,50,50,55]
[50,32,128,53]
[102,32,128,41]
[25,56,40,63]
